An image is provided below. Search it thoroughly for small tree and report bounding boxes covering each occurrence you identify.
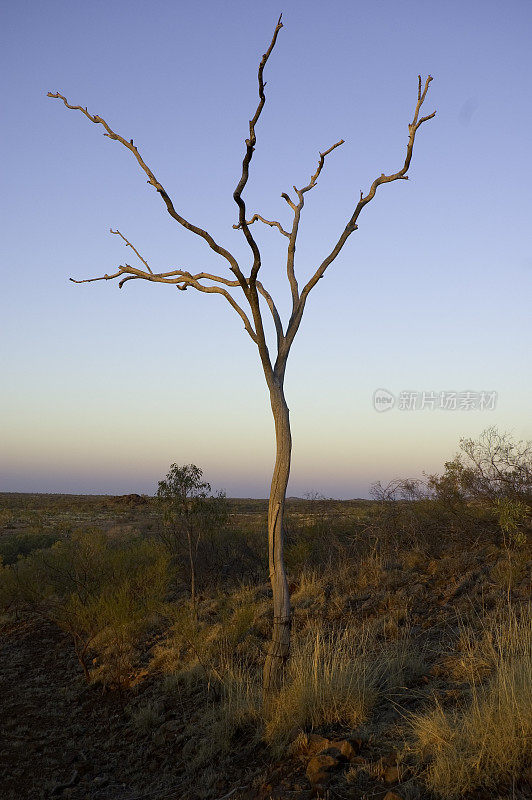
[48,15,436,690]
[156,464,227,609]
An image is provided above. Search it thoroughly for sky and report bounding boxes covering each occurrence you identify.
[1,0,531,497]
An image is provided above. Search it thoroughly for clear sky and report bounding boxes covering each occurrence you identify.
[1,0,530,497]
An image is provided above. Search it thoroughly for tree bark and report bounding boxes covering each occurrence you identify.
[263,378,292,693]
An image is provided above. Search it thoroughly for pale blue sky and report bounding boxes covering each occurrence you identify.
[1,0,530,496]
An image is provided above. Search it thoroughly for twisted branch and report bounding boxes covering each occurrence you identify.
[233,13,283,284]
[71,263,258,342]
[297,140,345,197]
[233,214,289,238]
[69,218,284,344]
[47,91,247,289]
[283,139,345,309]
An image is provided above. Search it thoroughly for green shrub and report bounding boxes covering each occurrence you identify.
[0,531,170,687]
[495,497,528,548]
[0,529,60,565]
[0,508,15,528]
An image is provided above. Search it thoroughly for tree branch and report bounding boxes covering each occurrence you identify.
[174,272,284,346]
[283,75,436,354]
[72,256,283,348]
[179,272,284,349]
[281,192,297,210]
[175,277,259,343]
[284,140,345,308]
[298,140,345,196]
[71,263,258,342]
[110,228,153,273]
[233,214,290,238]
[232,14,283,284]
[47,91,247,288]
[255,281,284,350]
[70,269,124,284]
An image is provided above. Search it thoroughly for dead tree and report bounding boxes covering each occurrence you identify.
[48,14,435,692]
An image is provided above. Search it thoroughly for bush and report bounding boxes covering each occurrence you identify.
[428,427,531,517]
[495,497,529,548]
[0,531,170,687]
[370,428,532,549]
[369,477,475,547]
[0,529,61,565]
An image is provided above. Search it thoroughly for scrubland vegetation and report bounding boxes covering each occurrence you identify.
[0,429,530,800]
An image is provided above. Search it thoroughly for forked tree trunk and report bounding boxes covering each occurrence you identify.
[263,378,292,693]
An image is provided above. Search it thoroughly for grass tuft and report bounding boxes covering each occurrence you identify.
[410,604,532,798]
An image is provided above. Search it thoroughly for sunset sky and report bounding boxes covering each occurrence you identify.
[1,0,531,497]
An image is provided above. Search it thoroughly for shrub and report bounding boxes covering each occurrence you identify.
[128,701,164,733]
[0,531,170,687]
[370,429,532,549]
[495,497,529,548]
[0,529,60,566]
[429,428,531,519]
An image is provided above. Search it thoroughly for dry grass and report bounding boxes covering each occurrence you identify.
[410,603,532,798]
[292,570,326,610]
[128,700,164,733]
[211,620,422,758]
[263,627,377,754]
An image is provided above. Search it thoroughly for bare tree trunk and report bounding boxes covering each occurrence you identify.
[263,379,292,693]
